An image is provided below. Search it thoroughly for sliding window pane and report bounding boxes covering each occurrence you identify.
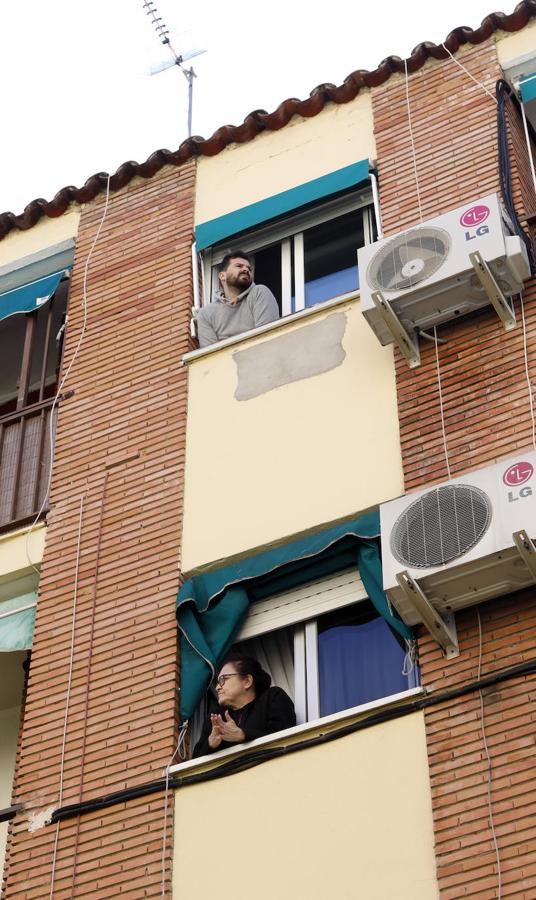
[317,603,410,717]
[303,208,365,308]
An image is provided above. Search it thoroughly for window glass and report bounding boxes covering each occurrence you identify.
[303,208,365,308]
[251,243,283,313]
[317,603,409,717]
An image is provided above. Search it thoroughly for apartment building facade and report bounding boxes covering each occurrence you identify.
[2,3,536,898]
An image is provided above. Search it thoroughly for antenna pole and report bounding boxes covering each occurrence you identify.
[142,0,205,138]
[186,67,196,137]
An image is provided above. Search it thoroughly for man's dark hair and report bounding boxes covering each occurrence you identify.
[217,250,253,274]
[222,653,271,695]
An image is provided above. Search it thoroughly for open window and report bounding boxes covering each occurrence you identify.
[190,567,419,747]
[201,191,375,317]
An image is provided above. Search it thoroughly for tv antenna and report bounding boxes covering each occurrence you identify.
[142,0,206,137]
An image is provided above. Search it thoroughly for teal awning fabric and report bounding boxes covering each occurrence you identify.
[0,270,64,323]
[176,511,413,721]
[0,592,37,652]
[520,73,536,104]
[195,159,371,251]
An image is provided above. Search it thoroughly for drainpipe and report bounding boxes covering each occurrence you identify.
[369,169,384,241]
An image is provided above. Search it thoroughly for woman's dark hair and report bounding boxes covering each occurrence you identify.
[223,653,271,695]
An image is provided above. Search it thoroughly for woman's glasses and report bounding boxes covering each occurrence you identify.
[215,673,247,687]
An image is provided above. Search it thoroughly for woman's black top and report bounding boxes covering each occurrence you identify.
[192,686,296,758]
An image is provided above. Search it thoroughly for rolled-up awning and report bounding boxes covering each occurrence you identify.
[0,270,64,323]
[0,592,37,652]
[195,159,371,251]
[176,511,414,721]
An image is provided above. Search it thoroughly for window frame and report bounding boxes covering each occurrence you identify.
[234,568,419,727]
[201,188,375,314]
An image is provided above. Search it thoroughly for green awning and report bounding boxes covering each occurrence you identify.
[195,159,371,251]
[176,511,413,721]
[0,270,64,323]
[520,73,536,104]
[0,592,37,652]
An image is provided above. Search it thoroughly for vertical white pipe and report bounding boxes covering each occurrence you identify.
[369,169,384,240]
[191,241,200,309]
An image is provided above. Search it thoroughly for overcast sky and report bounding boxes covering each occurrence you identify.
[0,0,517,217]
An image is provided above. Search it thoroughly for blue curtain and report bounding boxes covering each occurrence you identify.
[318,616,409,717]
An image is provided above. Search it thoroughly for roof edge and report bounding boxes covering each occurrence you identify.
[1,0,535,241]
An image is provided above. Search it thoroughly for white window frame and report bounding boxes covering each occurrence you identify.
[201,189,375,313]
[234,568,418,726]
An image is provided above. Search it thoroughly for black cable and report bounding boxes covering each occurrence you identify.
[49,654,536,825]
[496,79,536,274]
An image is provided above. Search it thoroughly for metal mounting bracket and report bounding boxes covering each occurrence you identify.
[513,529,536,581]
[469,250,516,331]
[395,571,459,659]
[371,291,421,368]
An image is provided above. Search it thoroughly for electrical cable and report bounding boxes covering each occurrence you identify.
[404,59,423,224]
[49,653,536,825]
[434,325,452,480]
[25,174,112,576]
[519,290,536,450]
[476,607,502,900]
[160,722,188,900]
[49,495,85,900]
[441,44,497,104]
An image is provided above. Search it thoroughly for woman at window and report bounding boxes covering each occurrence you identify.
[193,653,296,758]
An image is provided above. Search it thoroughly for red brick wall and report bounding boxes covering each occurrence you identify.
[2,161,195,898]
[372,36,536,898]
[419,591,536,899]
[372,40,536,491]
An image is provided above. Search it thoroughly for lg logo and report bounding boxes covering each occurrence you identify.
[504,461,534,503]
[461,204,491,243]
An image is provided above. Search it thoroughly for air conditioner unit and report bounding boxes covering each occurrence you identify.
[358,193,531,365]
[380,451,536,656]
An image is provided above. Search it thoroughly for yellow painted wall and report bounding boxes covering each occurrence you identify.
[496,18,536,65]
[0,704,22,882]
[182,299,403,573]
[195,92,375,226]
[0,209,80,268]
[173,711,438,900]
[0,524,45,584]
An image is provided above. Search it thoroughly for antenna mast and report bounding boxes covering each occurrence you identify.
[142,0,205,137]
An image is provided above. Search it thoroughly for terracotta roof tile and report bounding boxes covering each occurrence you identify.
[1,0,534,240]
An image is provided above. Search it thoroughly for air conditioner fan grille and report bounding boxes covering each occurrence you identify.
[367,226,450,293]
[390,484,492,569]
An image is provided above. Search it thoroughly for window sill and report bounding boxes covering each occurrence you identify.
[182,290,360,365]
[169,685,424,777]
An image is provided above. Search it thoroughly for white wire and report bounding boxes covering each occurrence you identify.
[404,59,423,224]
[519,291,536,450]
[49,494,85,900]
[434,325,452,480]
[402,638,418,676]
[441,44,498,104]
[160,720,188,900]
[476,607,502,900]
[25,175,112,575]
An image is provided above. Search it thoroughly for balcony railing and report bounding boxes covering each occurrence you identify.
[0,398,55,532]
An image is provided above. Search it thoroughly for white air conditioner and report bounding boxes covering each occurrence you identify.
[358,193,531,365]
[380,451,536,656]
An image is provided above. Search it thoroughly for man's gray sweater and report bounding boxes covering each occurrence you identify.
[196,283,280,348]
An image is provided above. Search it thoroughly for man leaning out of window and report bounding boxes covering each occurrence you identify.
[195,250,280,348]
